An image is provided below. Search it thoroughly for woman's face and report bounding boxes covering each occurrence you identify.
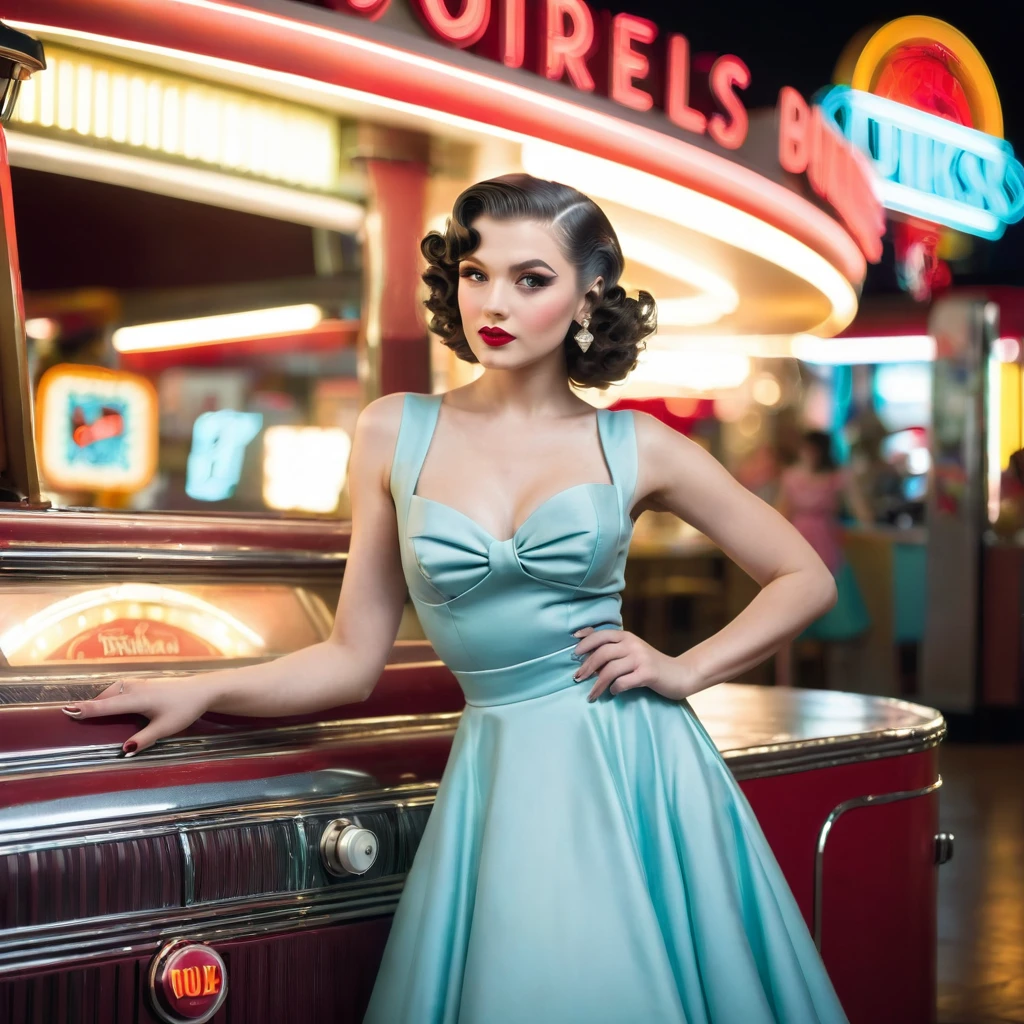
[457,215,598,369]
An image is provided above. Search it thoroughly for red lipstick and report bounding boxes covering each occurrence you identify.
[478,326,515,347]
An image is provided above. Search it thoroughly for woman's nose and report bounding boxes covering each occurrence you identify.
[481,282,509,319]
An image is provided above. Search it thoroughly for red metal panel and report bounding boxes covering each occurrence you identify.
[740,748,940,1024]
[0,919,392,1024]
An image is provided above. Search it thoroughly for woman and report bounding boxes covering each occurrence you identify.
[63,175,847,1023]
[775,430,871,685]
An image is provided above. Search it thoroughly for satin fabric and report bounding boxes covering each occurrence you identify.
[364,393,849,1024]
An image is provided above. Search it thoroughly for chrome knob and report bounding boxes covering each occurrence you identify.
[935,832,955,865]
[320,818,378,876]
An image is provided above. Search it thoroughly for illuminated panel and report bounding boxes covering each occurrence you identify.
[186,410,263,502]
[820,85,1024,239]
[36,364,157,493]
[792,334,936,365]
[112,304,323,353]
[12,44,342,192]
[263,426,352,514]
[0,583,265,665]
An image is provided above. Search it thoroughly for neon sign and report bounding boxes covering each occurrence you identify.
[778,88,885,263]
[330,0,752,149]
[820,86,1024,240]
[35,365,158,494]
[823,16,1024,241]
[185,410,263,502]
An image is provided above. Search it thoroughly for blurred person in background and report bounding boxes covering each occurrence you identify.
[775,430,872,686]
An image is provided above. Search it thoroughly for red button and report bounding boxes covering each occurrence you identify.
[149,940,228,1024]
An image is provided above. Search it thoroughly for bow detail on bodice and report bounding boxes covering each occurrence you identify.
[408,484,619,603]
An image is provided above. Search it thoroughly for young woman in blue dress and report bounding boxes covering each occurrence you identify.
[62,174,848,1023]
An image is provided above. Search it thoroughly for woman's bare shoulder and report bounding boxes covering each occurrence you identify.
[351,393,412,482]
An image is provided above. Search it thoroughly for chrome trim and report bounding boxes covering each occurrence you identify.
[813,777,943,949]
[0,712,463,779]
[0,708,945,782]
[0,544,346,579]
[0,877,407,975]
[178,830,195,908]
[934,832,955,865]
[293,817,311,891]
[0,781,437,855]
[0,768,375,831]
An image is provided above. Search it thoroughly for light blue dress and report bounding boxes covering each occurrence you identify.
[364,392,849,1024]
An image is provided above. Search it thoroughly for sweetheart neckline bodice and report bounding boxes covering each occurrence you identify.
[410,481,619,545]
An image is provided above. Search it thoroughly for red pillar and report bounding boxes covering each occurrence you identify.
[355,128,431,399]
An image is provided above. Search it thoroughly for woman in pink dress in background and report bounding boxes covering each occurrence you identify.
[775,430,872,685]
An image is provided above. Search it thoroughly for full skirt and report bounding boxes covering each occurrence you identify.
[363,682,849,1023]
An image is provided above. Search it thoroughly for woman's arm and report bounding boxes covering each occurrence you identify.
[65,393,411,751]
[577,413,836,701]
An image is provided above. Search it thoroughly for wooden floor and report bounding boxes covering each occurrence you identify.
[937,744,1024,1024]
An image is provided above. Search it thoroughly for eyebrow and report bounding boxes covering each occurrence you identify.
[461,257,557,275]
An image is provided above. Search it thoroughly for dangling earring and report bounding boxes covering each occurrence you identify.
[574,315,594,353]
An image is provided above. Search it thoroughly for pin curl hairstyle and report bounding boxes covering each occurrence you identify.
[420,173,657,390]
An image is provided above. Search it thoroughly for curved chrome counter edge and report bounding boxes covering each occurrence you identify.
[0,703,946,782]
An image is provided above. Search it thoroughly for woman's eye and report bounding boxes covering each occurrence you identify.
[519,274,549,289]
[459,269,485,282]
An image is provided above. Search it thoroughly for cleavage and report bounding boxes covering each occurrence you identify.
[414,410,612,541]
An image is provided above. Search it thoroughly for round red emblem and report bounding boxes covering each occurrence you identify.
[148,939,228,1024]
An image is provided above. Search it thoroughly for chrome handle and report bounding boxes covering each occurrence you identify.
[319,818,379,876]
[935,831,955,865]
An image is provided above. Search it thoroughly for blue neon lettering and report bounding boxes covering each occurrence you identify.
[185,410,263,502]
[819,86,1024,239]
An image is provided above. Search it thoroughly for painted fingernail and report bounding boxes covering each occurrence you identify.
[61,706,82,717]
[121,741,137,757]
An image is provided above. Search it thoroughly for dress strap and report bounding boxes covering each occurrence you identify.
[597,407,639,517]
[389,392,442,535]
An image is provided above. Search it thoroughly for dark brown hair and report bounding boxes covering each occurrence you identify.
[420,173,657,390]
[802,430,837,473]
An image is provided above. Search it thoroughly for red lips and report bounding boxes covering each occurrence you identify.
[478,326,515,347]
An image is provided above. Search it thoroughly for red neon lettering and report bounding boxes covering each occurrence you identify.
[777,86,809,173]
[609,14,657,113]
[182,966,202,998]
[202,964,222,996]
[169,969,185,1000]
[324,0,390,20]
[501,0,525,68]
[542,0,595,91]
[777,87,884,263]
[412,0,491,48]
[707,55,750,150]
[665,35,706,136]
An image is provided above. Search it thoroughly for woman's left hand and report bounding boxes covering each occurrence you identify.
[571,627,700,702]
